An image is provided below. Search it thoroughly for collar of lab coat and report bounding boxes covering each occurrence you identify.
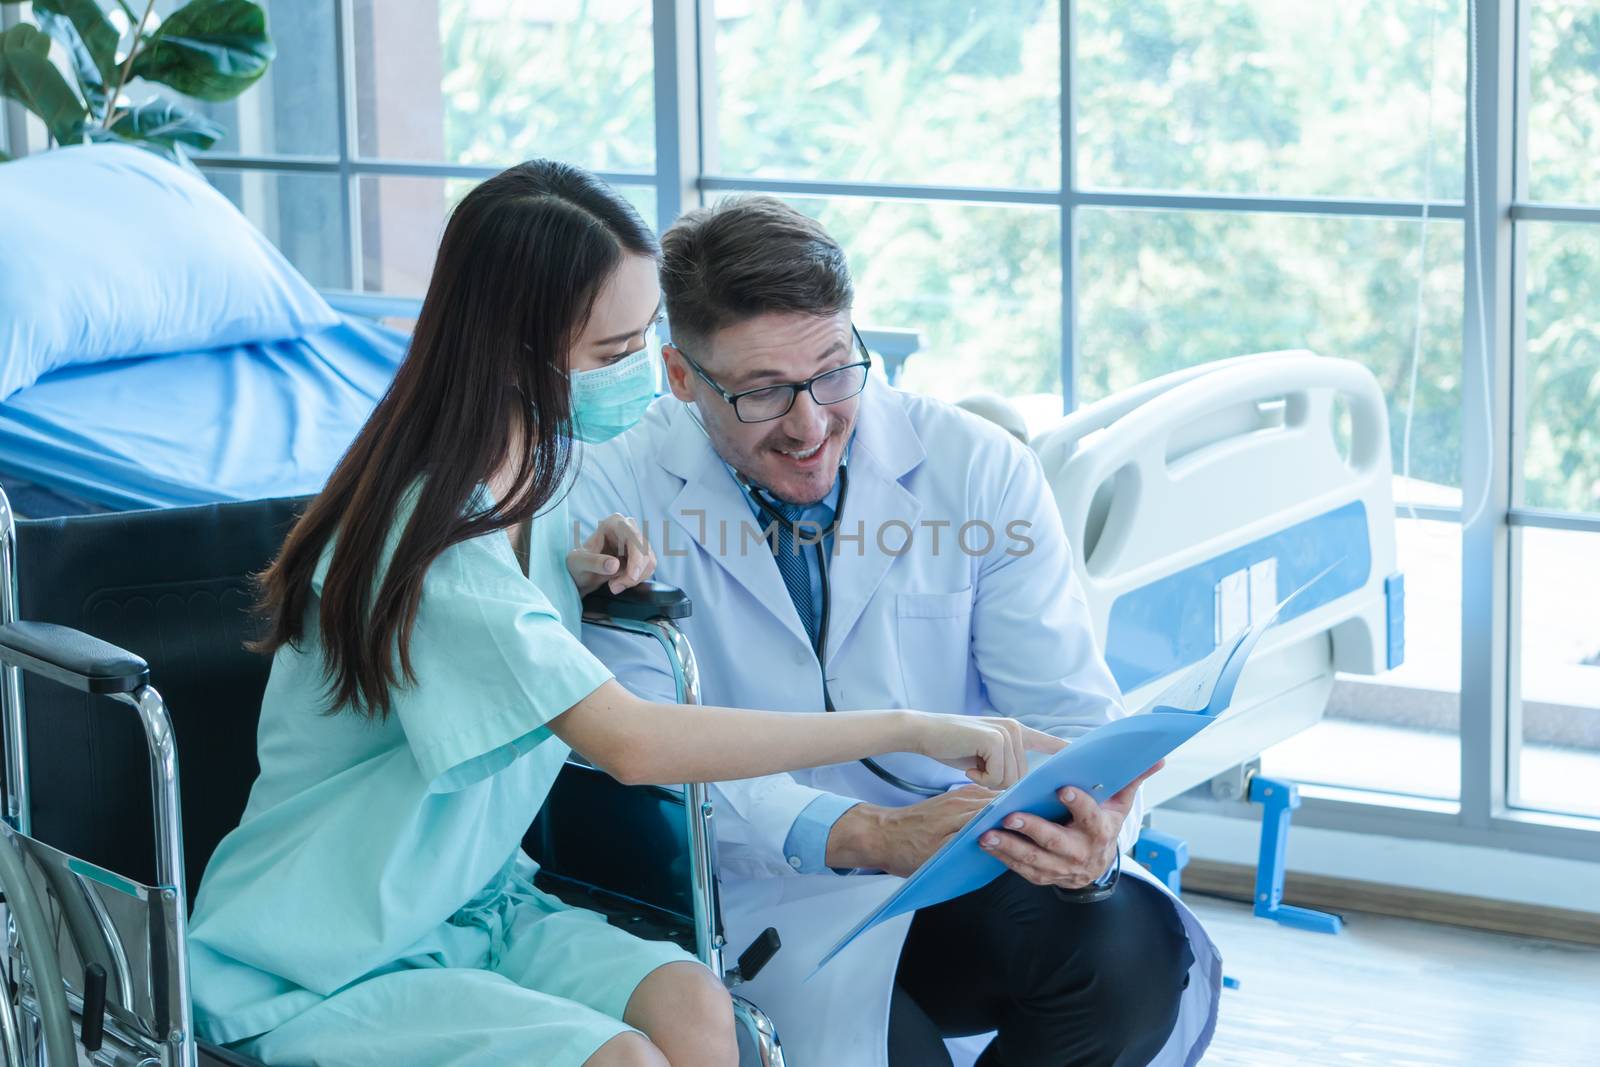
[654,375,927,661]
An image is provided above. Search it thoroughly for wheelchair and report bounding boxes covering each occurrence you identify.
[0,485,784,1067]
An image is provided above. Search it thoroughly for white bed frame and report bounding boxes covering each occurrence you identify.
[1031,352,1401,809]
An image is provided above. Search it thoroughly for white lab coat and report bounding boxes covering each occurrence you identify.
[570,379,1221,1067]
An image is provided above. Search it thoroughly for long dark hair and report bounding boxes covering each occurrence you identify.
[253,160,658,719]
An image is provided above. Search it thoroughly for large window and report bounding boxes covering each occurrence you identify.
[190,1,662,297]
[709,2,1059,188]
[1512,3,1600,823]
[78,0,1590,856]
[706,1,1065,409]
[1075,1,1466,200]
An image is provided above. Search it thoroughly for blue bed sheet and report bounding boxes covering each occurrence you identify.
[0,315,406,513]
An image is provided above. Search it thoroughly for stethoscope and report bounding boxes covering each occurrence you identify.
[735,462,945,798]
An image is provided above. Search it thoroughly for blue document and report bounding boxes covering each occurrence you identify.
[813,570,1330,974]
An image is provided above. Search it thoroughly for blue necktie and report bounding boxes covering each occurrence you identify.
[769,498,833,650]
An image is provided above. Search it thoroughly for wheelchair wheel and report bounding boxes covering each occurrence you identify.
[0,830,79,1067]
[0,968,24,1067]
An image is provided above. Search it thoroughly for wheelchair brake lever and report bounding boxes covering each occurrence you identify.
[724,926,781,987]
[80,962,106,1053]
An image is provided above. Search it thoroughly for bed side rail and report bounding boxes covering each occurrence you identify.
[1036,353,1399,687]
[1032,350,1319,471]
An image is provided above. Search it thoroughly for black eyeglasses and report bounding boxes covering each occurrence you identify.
[674,327,873,423]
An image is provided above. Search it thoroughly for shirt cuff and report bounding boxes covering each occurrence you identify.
[781,792,862,875]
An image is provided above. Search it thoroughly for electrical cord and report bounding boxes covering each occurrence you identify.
[1402,0,1494,530]
[1402,0,1441,524]
[1461,0,1497,530]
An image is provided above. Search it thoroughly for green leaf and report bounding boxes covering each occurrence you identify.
[129,0,274,103]
[32,0,120,92]
[85,124,186,167]
[0,24,88,146]
[108,96,223,150]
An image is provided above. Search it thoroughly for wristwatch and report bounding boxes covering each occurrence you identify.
[1053,850,1121,904]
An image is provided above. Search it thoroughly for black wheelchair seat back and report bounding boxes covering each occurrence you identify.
[12,495,308,897]
[526,765,696,950]
[9,495,702,941]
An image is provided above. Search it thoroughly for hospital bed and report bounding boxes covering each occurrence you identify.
[0,487,785,1067]
[0,313,408,517]
[1026,351,1404,928]
[0,298,921,522]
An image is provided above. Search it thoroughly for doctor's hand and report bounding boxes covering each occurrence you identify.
[978,760,1165,890]
[567,513,656,596]
[826,786,998,878]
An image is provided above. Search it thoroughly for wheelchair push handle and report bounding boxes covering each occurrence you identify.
[582,580,693,622]
[0,621,150,695]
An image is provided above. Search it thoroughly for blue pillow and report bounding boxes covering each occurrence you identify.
[0,144,339,400]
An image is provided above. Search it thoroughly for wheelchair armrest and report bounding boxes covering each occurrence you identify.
[0,621,150,695]
[583,580,693,622]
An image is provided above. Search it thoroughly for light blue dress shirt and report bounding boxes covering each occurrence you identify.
[727,456,861,875]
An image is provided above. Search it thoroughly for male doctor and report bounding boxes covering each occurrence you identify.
[571,197,1220,1067]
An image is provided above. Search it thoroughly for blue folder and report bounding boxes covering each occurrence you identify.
[814,570,1330,974]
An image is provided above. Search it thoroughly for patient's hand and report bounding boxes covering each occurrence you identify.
[825,786,997,877]
[978,760,1164,890]
[567,513,656,596]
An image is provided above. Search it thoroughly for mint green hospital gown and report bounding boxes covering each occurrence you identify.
[186,487,692,1066]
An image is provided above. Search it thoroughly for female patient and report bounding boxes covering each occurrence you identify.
[185,160,1055,1067]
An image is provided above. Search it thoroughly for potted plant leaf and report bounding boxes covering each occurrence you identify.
[0,0,273,163]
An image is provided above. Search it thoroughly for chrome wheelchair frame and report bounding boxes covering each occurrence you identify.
[578,592,784,1067]
[0,484,192,1067]
[0,485,783,1067]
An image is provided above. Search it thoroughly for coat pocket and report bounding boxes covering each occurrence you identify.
[895,588,975,712]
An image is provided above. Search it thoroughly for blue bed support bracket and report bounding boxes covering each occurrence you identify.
[1385,571,1407,670]
[1134,829,1189,894]
[1248,775,1343,935]
[1135,829,1246,990]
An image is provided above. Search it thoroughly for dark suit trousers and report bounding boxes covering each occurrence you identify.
[888,871,1194,1067]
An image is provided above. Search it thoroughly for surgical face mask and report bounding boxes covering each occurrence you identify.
[568,330,659,443]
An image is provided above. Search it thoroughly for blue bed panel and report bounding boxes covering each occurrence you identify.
[1103,501,1373,693]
